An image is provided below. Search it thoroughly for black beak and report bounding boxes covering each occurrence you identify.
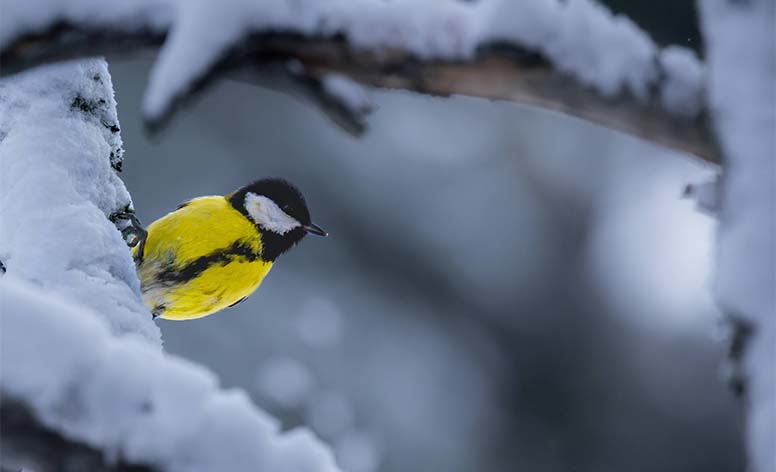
[303,223,328,237]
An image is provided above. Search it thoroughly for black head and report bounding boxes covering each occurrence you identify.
[228,178,326,262]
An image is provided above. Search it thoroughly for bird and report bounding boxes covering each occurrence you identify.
[131,178,327,320]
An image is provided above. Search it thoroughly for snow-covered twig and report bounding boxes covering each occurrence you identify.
[0,0,720,164]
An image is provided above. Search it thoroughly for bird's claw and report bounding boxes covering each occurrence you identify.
[109,211,148,249]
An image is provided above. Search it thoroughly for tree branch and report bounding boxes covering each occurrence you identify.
[2,25,721,165]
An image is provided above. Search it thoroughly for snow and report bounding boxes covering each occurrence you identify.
[0,0,705,125]
[321,74,373,116]
[484,0,657,99]
[658,46,706,117]
[145,0,702,119]
[699,1,776,471]
[0,276,341,472]
[0,58,160,344]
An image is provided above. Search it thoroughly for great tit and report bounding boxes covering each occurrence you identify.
[131,178,327,320]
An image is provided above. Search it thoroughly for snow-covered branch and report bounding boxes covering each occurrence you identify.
[0,59,339,472]
[700,1,775,471]
[0,0,720,164]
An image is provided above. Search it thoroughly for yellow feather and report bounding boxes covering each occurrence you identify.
[133,196,272,320]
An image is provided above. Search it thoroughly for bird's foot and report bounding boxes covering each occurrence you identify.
[109,210,148,249]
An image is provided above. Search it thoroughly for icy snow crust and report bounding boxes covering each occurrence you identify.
[0,59,160,343]
[1,277,340,472]
[0,59,340,472]
[700,1,775,471]
[0,0,705,123]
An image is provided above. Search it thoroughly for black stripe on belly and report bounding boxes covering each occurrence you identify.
[157,240,260,284]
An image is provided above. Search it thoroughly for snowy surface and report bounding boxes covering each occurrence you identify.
[0,0,705,124]
[0,276,340,472]
[700,1,776,471]
[0,59,160,343]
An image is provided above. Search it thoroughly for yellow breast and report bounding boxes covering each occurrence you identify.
[133,196,272,320]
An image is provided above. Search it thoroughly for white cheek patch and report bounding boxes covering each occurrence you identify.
[244,193,301,235]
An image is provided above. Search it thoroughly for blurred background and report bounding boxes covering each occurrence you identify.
[110,5,742,466]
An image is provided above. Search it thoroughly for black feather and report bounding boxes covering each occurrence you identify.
[228,296,248,308]
[155,240,260,284]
